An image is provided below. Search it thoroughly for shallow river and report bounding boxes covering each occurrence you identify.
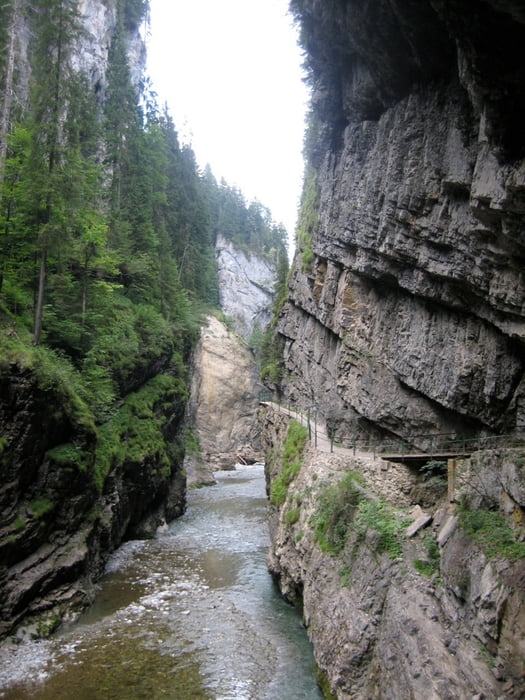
[0,464,322,699]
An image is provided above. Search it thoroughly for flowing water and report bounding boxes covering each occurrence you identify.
[0,464,322,699]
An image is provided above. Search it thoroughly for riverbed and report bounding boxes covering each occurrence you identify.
[0,464,322,699]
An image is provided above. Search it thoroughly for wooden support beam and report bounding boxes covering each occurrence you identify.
[447,458,456,503]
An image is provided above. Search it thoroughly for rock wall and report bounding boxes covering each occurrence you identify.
[261,406,525,698]
[216,236,276,340]
[280,0,525,443]
[184,315,263,484]
[0,1,172,640]
[0,355,186,639]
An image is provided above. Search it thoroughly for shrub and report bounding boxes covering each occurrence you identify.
[354,499,410,559]
[459,506,525,562]
[285,507,301,526]
[93,374,187,492]
[269,420,308,507]
[28,497,55,518]
[311,471,363,555]
[414,535,441,577]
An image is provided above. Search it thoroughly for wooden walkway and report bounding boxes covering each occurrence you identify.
[380,451,472,466]
[259,395,523,503]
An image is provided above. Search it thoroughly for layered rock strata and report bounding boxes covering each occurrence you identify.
[261,406,525,699]
[280,0,525,443]
[0,356,186,639]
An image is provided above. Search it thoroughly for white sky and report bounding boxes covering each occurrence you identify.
[146,0,309,244]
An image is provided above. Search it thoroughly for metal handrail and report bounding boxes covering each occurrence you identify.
[259,392,525,456]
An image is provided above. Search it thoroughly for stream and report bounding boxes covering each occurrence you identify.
[0,464,322,699]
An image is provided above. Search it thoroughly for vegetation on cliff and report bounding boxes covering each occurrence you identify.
[269,420,308,506]
[0,0,287,485]
[0,0,288,635]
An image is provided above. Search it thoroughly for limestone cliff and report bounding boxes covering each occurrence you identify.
[184,315,263,484]
[185,239,278,483]
[279,0,525,443]
[263,2,525,696]
[216,235,276,340]
[261,406,525,698]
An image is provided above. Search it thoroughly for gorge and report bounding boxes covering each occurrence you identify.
[1,1,525,699]
[261,0,525,697]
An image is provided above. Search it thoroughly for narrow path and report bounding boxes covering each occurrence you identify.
[260,400,378,466]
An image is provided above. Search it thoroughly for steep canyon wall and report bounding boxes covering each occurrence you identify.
[0,2,184,639]
[280,0,525,443]
[261,408,525,699]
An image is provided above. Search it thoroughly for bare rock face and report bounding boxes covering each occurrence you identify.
[184,316,263,483]
[216,236,276,340]
[261,407,525,699]
[280,0,525,442]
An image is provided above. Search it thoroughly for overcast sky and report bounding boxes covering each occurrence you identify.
[146,0,309,244]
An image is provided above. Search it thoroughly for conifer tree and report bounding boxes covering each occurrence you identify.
[24,0,84,343]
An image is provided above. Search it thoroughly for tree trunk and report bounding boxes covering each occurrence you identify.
[33,246,47,345]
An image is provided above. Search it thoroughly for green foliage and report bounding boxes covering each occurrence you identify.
[285,506,301,526]
[270,420,308,507]
[295,163,319,272]
[315,665,337,700]
[14,516,26,530]
[28,496,55,518]
[46,442,90,472]
[0,0,291,527]
[420,460,447,488]
[339,564,351,587]
[311,471,363,555]
[414,535,441,577]
[35,613,61,639]
[94,374,187,492]
[354,499,410,559]
[311,472,409,559]
[459,505,525,562]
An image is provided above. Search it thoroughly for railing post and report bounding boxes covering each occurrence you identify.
[448,458,456,502]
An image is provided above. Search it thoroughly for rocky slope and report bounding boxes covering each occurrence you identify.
[261,406,525,699]
[279,0,525,443]
[184,315,263,484]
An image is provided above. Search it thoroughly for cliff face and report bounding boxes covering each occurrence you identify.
[184,315,263,484]
[261,407,525,698]
[0,2,184,640]
[265,2,525,695]
[0,352,187,639]
[280,0,525,442]
[216,235,276,340]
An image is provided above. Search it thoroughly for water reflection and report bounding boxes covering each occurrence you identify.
[0,464,321,699]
